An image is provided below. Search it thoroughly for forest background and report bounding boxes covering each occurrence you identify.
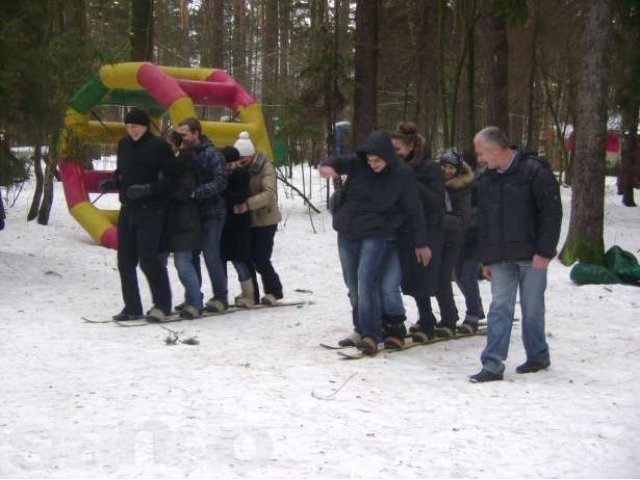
[0,0,638,267]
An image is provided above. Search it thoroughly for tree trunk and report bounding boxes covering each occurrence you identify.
[262,0,279,115]
[233,0,247,87]
[415,0,437,143]
[353,0,378,147]
[559,1,611,266]
[27,145,44,222]
[619,100,638,207]
[130,0,154,61]
[525,1,540,150]
[482,0,509,133]
[202,0,225,68]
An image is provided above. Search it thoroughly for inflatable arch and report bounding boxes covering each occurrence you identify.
[59,62,273,249]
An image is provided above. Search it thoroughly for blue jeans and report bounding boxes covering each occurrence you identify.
[231,260,252,282]
[456,259,485,322]
[201,214,228,304]
[380,240,405,317]
[337,234,387,343]
[174,251,204,309]
[481,261,550,374]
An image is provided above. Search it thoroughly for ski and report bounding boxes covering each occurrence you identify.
[110,300,309,327]
[336,328,487,359]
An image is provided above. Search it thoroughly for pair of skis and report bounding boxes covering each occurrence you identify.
[321,327,487,359]
[81,300,308,327]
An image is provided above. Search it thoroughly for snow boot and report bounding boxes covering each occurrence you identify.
[435,323,456,338]
[261,293,279,305]
[112,309,142,321]
[338,331,361,348]
[356,336,379,356]
[457,321,478,335]
[204,298,228,313]
[234,279,255,308]
[179,304,201,320]
[146,307,169,322]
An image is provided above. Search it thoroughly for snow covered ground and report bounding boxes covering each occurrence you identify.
[0,167,638,478]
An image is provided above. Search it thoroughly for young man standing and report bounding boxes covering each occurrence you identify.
[102,109,178,322]
[470,126,562,383]
[177,117,229,312]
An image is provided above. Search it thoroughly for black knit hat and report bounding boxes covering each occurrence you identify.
[221,146,240,163]
[439,148,463,171]
[124,108,150,127]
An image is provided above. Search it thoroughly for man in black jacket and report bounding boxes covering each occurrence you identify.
[469,126,562,383]
[101,109,178,322]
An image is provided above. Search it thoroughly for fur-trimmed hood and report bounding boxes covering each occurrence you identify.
[445,161,474,190]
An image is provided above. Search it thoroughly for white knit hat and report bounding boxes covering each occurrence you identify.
[234,131,256,157]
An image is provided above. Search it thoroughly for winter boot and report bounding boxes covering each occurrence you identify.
[435,323,456,338]
[204,298,228,313]
[356,336,379,356]
[338,331,361,348]
[261,293,279,305]
[112,309,142,321]
[146,306,169,323]
[382,313,407,350]
[457,320,478,335]
[179,304,201,320]
[234,280,255,308]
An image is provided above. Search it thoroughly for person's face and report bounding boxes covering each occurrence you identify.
[177,125,200,147]
[126,124,147,141]
[238,155,254,168]
[366,154,388,173]
[391,138,412,160]
[474,137,500,169]
[225,161,238,173]
[440,162,457,180]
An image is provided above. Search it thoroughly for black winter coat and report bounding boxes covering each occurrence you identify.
[322,130,428,247]
[475,149,562,264]
[221,167,252,262]
[165,149,203,252]
[442,162,473,245]
[398,152,446,297]
[114,131,178,206]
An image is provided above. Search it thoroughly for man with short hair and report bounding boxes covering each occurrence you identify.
[177,117,229,312]
[469,126,562,383]
[102,108,178,322]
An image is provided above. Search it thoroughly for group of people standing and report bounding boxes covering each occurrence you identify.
[320,123,562,383]
[103,109,283,323]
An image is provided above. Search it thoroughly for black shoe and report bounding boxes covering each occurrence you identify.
[516,360,550,374]
[112,309,142,321]
[175,302,186,312]
[411,331,434,344]
[457,321,478,335]
[435,324,456,338]
[469,369,503,383]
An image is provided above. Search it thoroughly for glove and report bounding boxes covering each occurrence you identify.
[99,179,116,193]
[125,184,152,200]
[0,217,4,231]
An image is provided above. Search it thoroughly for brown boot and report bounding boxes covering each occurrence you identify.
[234,279,255,308]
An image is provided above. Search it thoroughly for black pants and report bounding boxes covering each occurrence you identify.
[117,204,172,315]
[434,241,462,328]
[249,225,283,303]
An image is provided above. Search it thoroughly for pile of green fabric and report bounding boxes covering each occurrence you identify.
[570,246,640,286]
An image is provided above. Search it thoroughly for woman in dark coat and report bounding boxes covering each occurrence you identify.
[390,122,446,341]
[220,146,255,308]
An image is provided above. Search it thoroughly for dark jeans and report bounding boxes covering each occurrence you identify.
[249,225,283,303]
[117,204,172,315]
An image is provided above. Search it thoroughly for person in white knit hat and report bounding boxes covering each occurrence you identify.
[233,131,283,305]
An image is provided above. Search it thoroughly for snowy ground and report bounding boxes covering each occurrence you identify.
[0,167,638,478]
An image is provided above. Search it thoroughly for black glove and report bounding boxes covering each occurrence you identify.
[99,179,116,193]
[0,217,4,231]
[126,184,152,200]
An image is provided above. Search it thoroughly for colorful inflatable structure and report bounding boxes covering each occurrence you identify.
[59,62,272,249]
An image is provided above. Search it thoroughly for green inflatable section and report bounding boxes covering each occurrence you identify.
[570,246,640,286]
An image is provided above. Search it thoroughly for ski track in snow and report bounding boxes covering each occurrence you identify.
[0,171,638,478]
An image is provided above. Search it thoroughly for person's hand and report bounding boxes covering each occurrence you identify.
[0,217,5,231]
[482,265,492,280]
[125,184,152,200]
[99,179,116,193]
[318,165,339,179]
[532,254,551,270]
[415,246,432,266]
[234,202,249,214]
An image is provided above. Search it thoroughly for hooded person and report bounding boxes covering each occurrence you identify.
[319,130,432,355]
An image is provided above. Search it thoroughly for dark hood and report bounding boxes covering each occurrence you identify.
[356,130,399,169]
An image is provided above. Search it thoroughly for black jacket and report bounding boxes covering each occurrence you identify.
[114,131,178,206]
[166,149,203,252]
[442,162,473,244]
[322,130,428,247]
[221,167,252,262]
[475,149,562,264]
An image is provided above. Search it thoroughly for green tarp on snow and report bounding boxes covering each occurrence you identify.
[570,246,640,286]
